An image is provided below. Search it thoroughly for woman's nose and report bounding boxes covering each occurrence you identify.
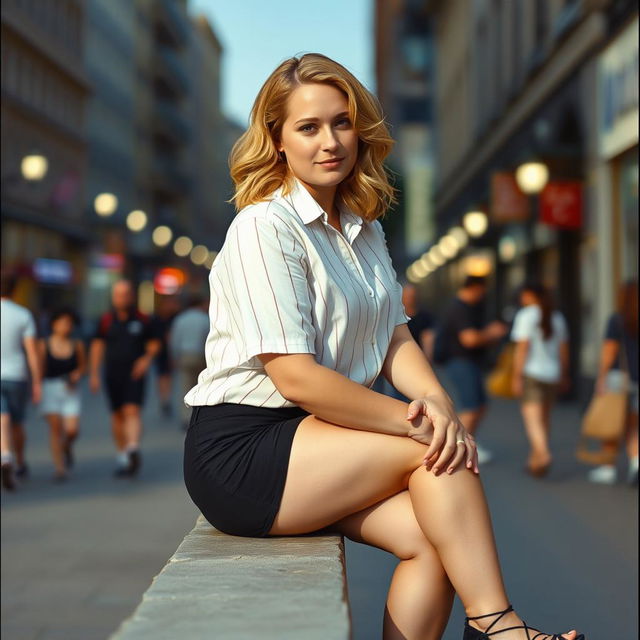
[320,127,339,150]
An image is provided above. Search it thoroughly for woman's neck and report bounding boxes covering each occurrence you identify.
[297,178,339,219]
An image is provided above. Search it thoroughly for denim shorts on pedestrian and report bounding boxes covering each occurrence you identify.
[444,358,487,412]
[0,380,30,424]
[41,378,81,417]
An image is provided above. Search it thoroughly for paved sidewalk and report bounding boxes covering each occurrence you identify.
[1,377,198,640]
[346,396,638,640]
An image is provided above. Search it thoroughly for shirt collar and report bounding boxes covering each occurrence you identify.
[276,178,364,243]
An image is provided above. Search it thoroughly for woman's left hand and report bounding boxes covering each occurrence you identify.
[406,395,479,475]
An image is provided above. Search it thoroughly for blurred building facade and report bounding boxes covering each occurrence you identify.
[384,0,638,386]
[1,0,91,312]
[2,0,240,327]
[375,0,437,258]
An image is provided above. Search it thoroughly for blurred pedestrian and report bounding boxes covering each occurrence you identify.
[89,280,161,477]
[438,275,508,463]
[403,283,435,361]
[169,295,209,430]
[38,308,86,482]
[510,283,569,477]
[152,296,180,418]
[1,272,41,490]
[588,280,638,485]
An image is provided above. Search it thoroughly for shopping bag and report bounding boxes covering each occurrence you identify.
[487,343,515,398]
[575,389,628,465]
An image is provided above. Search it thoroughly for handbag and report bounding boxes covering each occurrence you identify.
[487,342,515,398]
[576,327,630,465]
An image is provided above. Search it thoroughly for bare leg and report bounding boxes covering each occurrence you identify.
[63,416,80,445]
[111,410,126,451]
[270,416,578,639]
[121,403,142,449]
[12,424,26,467]
[46,414,65,474]
[1,412,12,459]
[457,407,485,436]
[332,491,453,640]
[626,411,639,460]
[520,402,551,471]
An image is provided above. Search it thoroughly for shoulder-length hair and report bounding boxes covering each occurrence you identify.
[229,53,396,221]
[520,282,554,340]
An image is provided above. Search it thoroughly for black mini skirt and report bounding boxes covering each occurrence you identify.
[183,403,310,538]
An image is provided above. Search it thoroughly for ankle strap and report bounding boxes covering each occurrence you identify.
[466,605,514,634]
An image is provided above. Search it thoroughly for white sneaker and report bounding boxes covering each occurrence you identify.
[476,443,493,465]
[628,457,639,485]
[587,465,617,485]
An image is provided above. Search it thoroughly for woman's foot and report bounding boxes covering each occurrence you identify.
[465,605,582,639]
[587,464,617,485]
[526,451,552,478]
[52,470,68,483]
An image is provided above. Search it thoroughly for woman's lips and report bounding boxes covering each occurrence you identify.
[317,158,344,169]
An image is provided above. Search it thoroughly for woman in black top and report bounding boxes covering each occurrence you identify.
[38,309,85,481]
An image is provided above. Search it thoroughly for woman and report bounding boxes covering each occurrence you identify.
[511,283,569,477]
[588,280,639,485]
[38,308,85,481]
[183,54,583,640]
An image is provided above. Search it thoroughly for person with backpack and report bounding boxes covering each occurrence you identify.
[435,276,507,464]
[89,280,161,477]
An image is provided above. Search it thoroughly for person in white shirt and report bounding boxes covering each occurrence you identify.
[511,283,570,477]
[1,272,42,490]
[183,54,582,640]
[169,296,209,429]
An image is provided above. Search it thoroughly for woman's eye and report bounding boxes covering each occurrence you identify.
[299,124,316,132]
[335,118,351,127]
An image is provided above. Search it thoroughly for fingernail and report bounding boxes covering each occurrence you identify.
[447,467,453,474]
[467,461,472,468]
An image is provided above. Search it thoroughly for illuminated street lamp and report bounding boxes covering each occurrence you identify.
[174,236,193,257]
[21,154,48,182]
[463,211,488,238]
[449,226,468,248]
[515,161,549,194]
[152,225,173,247]
[94,193,118,217]
[190,245,209,265]
[126,210,148,232]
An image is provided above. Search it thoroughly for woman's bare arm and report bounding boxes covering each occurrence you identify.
[259,352,426,436]
[380,324,451,402]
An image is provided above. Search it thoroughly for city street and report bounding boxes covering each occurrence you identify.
[2,378,638,640]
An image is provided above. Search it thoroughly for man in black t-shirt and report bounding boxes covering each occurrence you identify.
[89,280,161,477]
[441,276,507,463]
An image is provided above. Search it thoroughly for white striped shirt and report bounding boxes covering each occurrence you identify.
[184,178,410,409]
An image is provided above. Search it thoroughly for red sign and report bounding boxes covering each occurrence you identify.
[539,182,583,229]
[154,268,186,295]
[491,172,530,222]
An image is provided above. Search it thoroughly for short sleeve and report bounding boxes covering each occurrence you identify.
[511,307,535,341]
[22,311,36,338]
[374,221,410,326]
[555,313,569,342]
[94,313,111,340]
[225,215,316,360]
[604,313,622,342]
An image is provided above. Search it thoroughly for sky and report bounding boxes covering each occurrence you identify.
[187,0,373,127]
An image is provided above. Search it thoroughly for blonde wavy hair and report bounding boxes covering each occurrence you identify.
[229,53,396,221]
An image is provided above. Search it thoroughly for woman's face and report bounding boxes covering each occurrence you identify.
[52,314,73,337]
[277,83,358,195]
[520,290,537,307]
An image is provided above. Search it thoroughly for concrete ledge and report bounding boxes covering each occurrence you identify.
[110,515,351,640]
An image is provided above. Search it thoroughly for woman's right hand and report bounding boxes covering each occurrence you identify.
[89,374,100,394]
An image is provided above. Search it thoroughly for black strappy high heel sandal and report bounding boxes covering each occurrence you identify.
[463,604,585,640]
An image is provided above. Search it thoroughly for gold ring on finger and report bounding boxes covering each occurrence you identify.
[456,440,466,446]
